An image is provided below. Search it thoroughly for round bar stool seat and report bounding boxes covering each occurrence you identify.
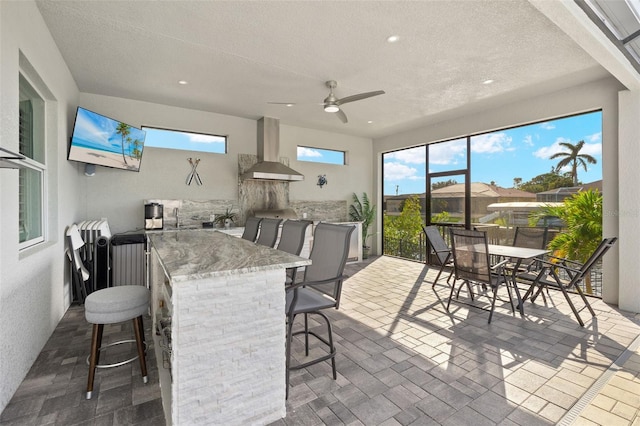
[84,285,150,399]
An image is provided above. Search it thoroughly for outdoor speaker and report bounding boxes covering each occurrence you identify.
[84,163,96,177]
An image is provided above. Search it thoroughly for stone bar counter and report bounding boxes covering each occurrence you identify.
[147,229,311,425]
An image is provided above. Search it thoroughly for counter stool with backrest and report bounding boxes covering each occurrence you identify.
[84,285,150,399]
[277,219,312,284]
[241,217,262,242]
[255,218,283,247]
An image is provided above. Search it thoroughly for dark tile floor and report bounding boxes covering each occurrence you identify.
[2,256,640,425]
[0,307,164,426]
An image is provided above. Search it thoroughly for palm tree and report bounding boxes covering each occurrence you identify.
[531,189,602,293]
[115,122,130,165]
[549,140,597,186]
[349,192,376,253]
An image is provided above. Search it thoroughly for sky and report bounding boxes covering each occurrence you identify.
[383,111,603,195]
[144,127,226,153]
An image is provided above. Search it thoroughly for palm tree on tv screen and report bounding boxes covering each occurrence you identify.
[115,122,130,165]
[549,140,597,186]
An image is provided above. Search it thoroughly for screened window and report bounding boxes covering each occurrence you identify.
[297,146,346,165]
[142,127,227,154]
[19,74,46,248]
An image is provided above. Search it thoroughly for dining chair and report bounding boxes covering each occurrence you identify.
[285,222,354,399]
[241,217,262,242]
[277,220,312,284]
[447,228,514,323]
[508,226,549,273]
[518,237,617,326]
[255,218,282,247]
[423,225,454,288]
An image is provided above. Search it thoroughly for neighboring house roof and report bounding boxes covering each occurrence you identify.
[431,182,536,199]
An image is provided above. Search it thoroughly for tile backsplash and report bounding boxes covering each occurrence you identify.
[145,198,348,229]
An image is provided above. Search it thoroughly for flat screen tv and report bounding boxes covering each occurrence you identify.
[68,107,146,172]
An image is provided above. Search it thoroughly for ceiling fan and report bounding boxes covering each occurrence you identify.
[322,80,385,124]
[268,80,385,124]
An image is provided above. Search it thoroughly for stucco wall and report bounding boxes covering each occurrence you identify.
[78,93,374,234]
[0,1,81,412]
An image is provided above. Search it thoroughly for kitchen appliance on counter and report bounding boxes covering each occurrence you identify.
[145,203,164,230]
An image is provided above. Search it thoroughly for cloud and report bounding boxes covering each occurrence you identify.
[428,139,466,165]
[189,134,224,144]
[523,134,534,147]
[297,146,322,157]
[384,146,425,164]
[587,132,602,143]
[471,132,512,154]
[539,122,555,130]
[383,162,419,180]
[534,137,602,159]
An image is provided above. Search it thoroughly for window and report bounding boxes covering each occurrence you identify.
[382,111,602,264]
[142,127,227,154]
[19,74,46,248]
[297,146,346,165]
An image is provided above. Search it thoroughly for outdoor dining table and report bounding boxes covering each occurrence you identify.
[487,244,550,315]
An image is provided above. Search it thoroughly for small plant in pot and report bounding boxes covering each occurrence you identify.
[349,192,376,259]
[214,208,237,228]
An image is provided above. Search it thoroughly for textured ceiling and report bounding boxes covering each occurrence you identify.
[36,0,611,139]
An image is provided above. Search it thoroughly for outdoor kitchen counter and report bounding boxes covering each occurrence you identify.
[148,228,308,281]
[147,229,310,425]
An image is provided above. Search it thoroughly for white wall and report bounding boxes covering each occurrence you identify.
[0,1,81,412]
[78,94,374,234]
[373,77,624,307]
[618,91,640,312]
[283,125,373,201]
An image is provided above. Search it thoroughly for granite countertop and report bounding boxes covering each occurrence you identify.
[148,229,310,282]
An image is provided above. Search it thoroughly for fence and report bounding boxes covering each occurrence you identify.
[383,223,603,298]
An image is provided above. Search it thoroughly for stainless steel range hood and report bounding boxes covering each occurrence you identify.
[242,117,304,182]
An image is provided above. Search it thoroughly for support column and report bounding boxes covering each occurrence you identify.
[616,91,640,312]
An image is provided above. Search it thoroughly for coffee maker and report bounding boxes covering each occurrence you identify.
[145,203,164,230]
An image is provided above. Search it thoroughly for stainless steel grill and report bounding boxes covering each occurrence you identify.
[253,208,298,220]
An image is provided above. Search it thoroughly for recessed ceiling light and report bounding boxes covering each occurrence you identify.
[367,121,373,124]
[286,103,294,107]
[482,79,494,85]
[178,80,188,85]
[386,35,400,43]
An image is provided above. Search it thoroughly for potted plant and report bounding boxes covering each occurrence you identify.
[214,208,237,228]
[349,192,376,259]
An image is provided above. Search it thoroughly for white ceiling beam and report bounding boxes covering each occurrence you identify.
[529,0,640,90]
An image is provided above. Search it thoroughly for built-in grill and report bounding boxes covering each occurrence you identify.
[253,208,298,220]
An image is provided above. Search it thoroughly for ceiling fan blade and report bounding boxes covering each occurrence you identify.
[337,90,385,106]
[336,109,348,124]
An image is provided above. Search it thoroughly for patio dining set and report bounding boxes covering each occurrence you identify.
[423,224,618,327]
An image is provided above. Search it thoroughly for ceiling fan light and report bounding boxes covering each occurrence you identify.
[324,104,339,113]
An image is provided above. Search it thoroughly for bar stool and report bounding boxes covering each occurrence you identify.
[84,285,150,399]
